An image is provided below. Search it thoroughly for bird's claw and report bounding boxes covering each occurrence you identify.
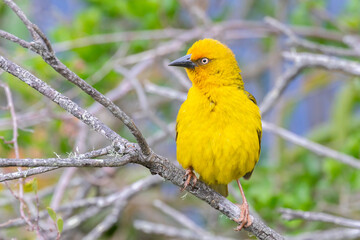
[234,202,252,231]
[181,168,197,191]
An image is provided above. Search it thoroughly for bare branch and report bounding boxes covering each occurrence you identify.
[0,156,132,168]
[262,121,360,169]
[52,29,185,52]
[265,17,360,57]
[147,122,176,146]
[0,167,57,182]
[116,64,175,139]
[180,0,211,27]
[90,45,129,83]
[82,200,125,240]
[163,59,192,90]
[47,22,347,52]
[50,168,78,211]
[0,177,82,207]
[260,65,304,116]
[3,0,38,40]
[134,220,236,240]
[0,55,130,148]
[0,146,113,182]
[279,208,360,228]
[283,51,360,76]
[145,81,187,101]
[0,30,31,49]
[0,81,37,235]
[134,220,203,240]
[343,35,360,53]
[153,200,210,236]
[288,228,360,240]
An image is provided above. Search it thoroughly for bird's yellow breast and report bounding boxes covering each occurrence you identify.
[176,85,261,185]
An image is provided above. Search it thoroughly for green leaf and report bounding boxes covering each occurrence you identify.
[32,178,38,193]
[47,207,57,222]
[24,180,33,193]
[57,217,63,233]
[24,178,37,193]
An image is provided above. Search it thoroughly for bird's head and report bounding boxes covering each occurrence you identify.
[169,39,243,88]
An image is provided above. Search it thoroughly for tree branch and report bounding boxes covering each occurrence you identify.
[0,55,130,149]
[283,51,360,76]
[279,208,360,228]
[0,147,113,182]
[262,121,360,169]
[0,157,132,168]
[260,65,304,116]
[265,17,360,57]
[134,220,236,240]
[288,228,360,240]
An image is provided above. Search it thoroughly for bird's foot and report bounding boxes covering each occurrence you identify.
[181,167,197,191]
[234,202,252,231]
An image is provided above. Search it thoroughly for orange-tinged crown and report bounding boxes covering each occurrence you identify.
[187,39,236,62]
[185,39,243,89]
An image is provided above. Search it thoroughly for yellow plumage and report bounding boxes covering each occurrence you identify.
[174,39,262,195]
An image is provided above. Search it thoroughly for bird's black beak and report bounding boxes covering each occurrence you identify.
[168,54,195,69]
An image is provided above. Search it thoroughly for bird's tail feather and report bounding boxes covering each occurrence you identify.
[209,184,229,197]
[209,183,228,197]
[198,176,228,197]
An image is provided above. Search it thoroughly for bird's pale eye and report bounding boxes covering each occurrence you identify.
[199,57,209,65]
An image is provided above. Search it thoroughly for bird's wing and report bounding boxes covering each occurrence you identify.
[243,91,262,180]
[244,90,257,105]
[175,121,179,142]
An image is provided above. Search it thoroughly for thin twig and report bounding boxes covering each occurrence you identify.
[0,81,40,236]
[153,200,210,236]
[134,220,209,240]
[163,59,192,90]
[180,0,211,27]
[134,220,236,240]
[283,51,360,76]
[0,55,130,150]
[262,121,360,169]
[3,0,38,40]
[260,65,304,116]
[0,30,31,49]
[116,64,175,139]
[0,146,113,182]
[52,29,185,52]
[287,228,360,240]
[147,122,176,146]
[1,176,162,230]
[0,156,133,168]
[144,81,187,101]
[265,17,360,57]
[279,208,360,228]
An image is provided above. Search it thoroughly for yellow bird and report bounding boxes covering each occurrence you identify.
[169,39,262,230]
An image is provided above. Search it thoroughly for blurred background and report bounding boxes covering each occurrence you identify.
[1,0,360,239]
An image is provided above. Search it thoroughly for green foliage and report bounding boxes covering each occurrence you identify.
[47,207,57,222]
[290,0,326,25]
[24,178,38,193]
[47,207,63,234]
[339,0,360,31]
[249,0,275,19]
[57,217,64,233]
